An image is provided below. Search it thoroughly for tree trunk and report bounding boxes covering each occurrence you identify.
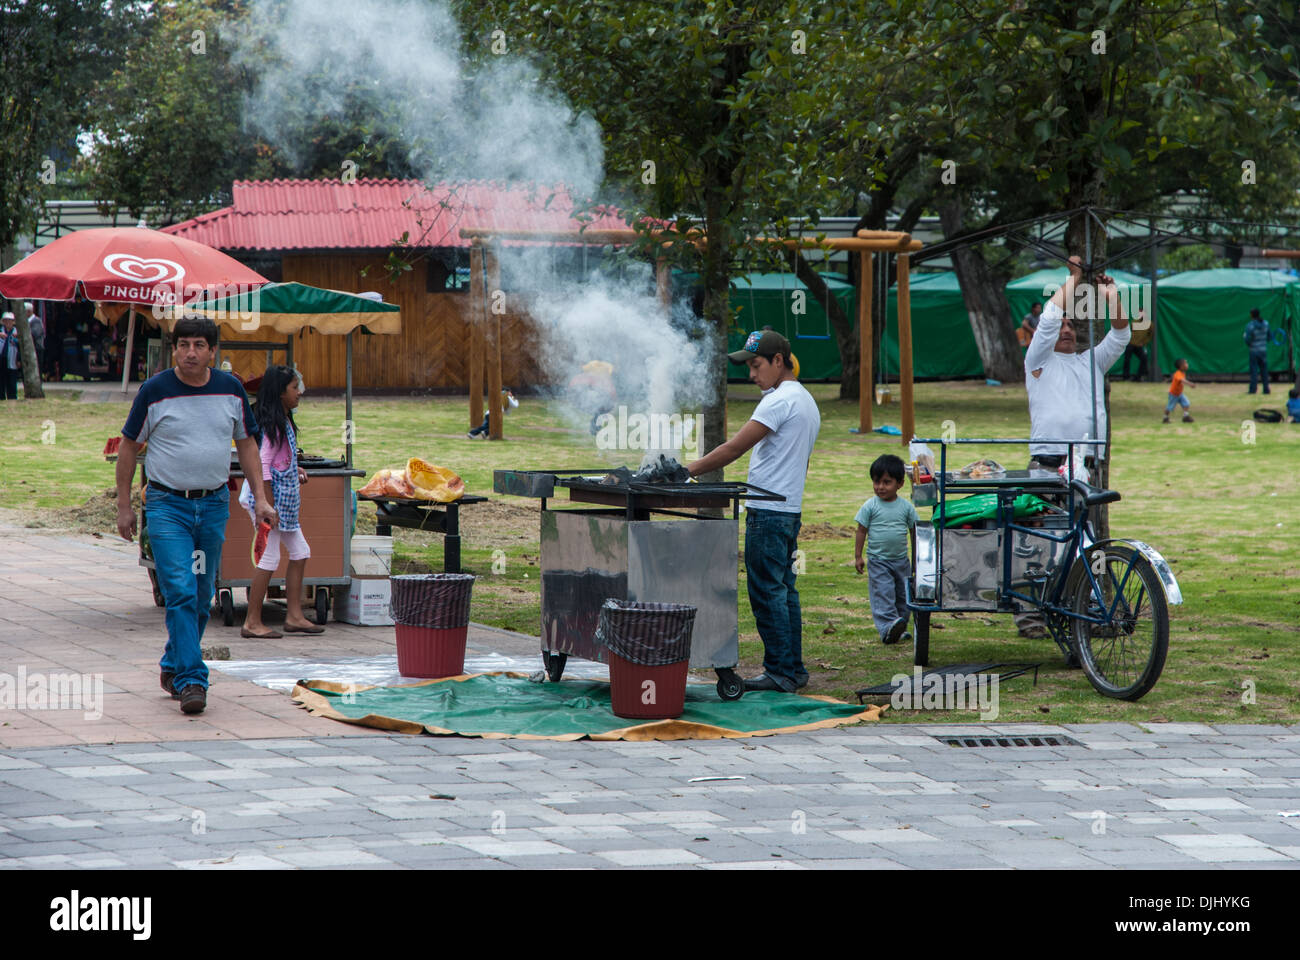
[787,248,857,396]
[939,201,1021,383]
[14,314,45,399]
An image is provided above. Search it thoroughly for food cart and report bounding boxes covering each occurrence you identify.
[137,283,401,625]
[494,468,784,701]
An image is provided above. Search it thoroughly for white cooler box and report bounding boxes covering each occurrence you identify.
[335,578,394,626]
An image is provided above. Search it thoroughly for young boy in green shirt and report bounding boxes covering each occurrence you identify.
[854,454,919,644]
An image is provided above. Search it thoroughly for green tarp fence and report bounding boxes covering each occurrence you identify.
[1152,268,1295,377]
[681,266,1298,383]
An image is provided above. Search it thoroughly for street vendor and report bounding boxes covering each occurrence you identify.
[686,330,821,692]
[1025,255,1129,473]
[1018,256,1128,639]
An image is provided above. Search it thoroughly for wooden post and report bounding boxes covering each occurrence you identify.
[468,243,484,430]
[486,247,504,440]
[859,251,873,432]
[897,253,915,446]
[121,307,137,392]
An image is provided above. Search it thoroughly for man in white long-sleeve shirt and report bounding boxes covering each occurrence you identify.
[1025,256,1130,471]
[1018,256,1129,638]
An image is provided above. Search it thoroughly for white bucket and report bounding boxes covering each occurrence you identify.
[350,535,393,577]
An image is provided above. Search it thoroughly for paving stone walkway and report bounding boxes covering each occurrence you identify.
[3,528,1298,869]
[2,724,1299,869]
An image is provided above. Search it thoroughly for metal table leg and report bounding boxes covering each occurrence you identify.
[445,502,460,573]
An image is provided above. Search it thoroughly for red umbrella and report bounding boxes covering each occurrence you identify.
[0,227,268,306]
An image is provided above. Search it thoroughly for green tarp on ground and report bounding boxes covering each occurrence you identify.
[293,673,882,740]
[1153,268,1295,376]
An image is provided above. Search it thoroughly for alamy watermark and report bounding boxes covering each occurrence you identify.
[889,666,999,721]
[595,406,703,459]
[0,667,104,720]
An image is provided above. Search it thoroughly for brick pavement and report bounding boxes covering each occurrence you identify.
[3,528,1299,868]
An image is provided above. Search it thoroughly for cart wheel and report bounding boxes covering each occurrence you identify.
[314,588,329,626]
[219,589,235,627]
[541,650,567,682]
[147,569,165,608]
[715,668,744,702]
[1070,547,1169,701]
[913,612,931,667]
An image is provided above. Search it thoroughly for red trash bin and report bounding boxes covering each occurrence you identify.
[390,574,475,678]
[597,600,696,720]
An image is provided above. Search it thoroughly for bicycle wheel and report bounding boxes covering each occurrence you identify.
[1070,546,1169,700]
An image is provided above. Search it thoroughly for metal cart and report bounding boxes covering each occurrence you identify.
[139,454,365,625]
[494,469,784,701]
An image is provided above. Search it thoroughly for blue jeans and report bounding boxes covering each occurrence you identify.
[145,487,229,691]
[1248,352,1269,393]
[744,508,804,691]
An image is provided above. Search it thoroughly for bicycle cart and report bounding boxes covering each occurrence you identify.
[905,438,1182,700]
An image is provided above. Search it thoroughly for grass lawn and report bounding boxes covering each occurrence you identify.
[1,376,1296,724]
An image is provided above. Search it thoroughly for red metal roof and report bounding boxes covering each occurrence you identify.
[162,179,631,251]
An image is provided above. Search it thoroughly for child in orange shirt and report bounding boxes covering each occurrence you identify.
[1162,357,1195,423]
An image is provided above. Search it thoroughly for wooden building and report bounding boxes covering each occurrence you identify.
[162,179,629,390]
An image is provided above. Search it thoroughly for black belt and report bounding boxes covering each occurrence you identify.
[1031,454,1097,469]
[149,481,227,500]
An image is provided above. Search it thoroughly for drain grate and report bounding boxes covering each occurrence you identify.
[937,734,1082,748]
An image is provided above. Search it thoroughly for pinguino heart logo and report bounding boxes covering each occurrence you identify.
[102,254,186,285]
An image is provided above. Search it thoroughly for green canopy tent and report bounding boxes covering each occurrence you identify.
[1153,268,1296,378]
[162,281,402,467]
[1005,267,1150,376]
[708,272,855,381]
[882,272,983,379]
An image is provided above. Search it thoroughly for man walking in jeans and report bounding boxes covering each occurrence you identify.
[116,317,277,714]
[687,330,821,692]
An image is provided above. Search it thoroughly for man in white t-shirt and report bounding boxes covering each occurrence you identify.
[1018,256,1129,639]
[687,329,821,692]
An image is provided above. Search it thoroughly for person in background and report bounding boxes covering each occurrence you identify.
[1016,303,1041,349]
[854,454,919,646]
[686,329,821,693]
[1162,358,1195,424]
[116,317,276,715]
[240,365,323,638]
[467,387,519,439]
[24,303,44,380]
[1242,308,1274,395]
[567,360,617,434]
[1287,387,1300,424]
[0,313,19,399]
[1244,308,1270,394]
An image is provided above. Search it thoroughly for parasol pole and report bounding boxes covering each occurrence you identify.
[121,306,137,392]
[346,331,354,469]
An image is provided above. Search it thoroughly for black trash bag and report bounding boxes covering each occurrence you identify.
[1253,408,1283,423]
[389,574,475,629]
[595,598,696,666]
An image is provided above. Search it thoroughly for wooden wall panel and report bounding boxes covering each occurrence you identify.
[214,252,550,392]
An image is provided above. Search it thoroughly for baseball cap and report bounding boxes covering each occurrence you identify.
[1,311,13,320]
[728,329,790,363]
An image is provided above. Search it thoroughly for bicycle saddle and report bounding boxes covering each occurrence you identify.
[1071,478,1121,507]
